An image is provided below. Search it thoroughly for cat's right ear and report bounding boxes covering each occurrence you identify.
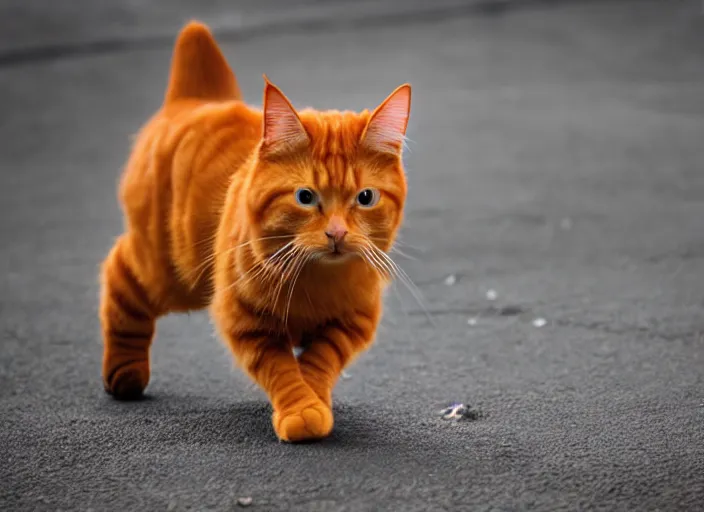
[260,76,309,156]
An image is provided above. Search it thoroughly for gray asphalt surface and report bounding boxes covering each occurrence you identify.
[2,1,704,510]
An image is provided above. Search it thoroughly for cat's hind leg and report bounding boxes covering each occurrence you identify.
[100,235,159,399]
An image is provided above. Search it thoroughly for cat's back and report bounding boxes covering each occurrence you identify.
[118,100,259,218]
[116,99,261,309]
[109,22,263,310]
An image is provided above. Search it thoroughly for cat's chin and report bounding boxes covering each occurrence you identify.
[318,252,357,265]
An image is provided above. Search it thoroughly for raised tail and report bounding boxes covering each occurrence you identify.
[164,21,242,105]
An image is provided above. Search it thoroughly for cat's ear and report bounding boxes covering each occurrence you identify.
[361,84,412,155]
[261,76,309,155]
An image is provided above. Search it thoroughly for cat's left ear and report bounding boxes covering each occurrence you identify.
[261,76,309,156]
[361,84,412,155]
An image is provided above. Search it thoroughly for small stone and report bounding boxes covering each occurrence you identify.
[444,274,457,286]
[167,501,177,511]
[559,217,573,230]
[440,403,467,420]
[237,497,253,507]
[485,289,498,301]
[341,371,352,380]
[532,317,547,328]
[467,317,478,326]
[439,403,483,421]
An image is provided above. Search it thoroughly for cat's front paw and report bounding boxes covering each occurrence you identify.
[272,401,333,442]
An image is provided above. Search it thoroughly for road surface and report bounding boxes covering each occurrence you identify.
[1,0,703,510]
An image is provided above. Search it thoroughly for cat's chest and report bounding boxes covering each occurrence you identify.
[288,267,380,326]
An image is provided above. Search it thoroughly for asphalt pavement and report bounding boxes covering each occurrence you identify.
[1,0,704,510]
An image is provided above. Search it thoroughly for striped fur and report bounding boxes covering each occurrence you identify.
[100,21,411,442]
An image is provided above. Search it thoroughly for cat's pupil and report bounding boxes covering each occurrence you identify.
[298,189,313,204]
[358,189,373,206]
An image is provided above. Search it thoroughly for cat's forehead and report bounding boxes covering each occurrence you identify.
[291,110,362,191]
[288,109,404,192]
[299,109,370,158]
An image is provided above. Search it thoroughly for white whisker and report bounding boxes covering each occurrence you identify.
[370,244,435,327]
[270,245,304,311]
[283,251,314,327]
[390,246,417,261]
[239,240,295,285]
[362,246,393,280]
[188,234,295,288]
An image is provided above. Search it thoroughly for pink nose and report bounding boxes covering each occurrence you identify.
[325,218,348,244]
[325,227,348,243]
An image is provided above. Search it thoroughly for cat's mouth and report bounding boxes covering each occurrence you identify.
[319,251,355,264]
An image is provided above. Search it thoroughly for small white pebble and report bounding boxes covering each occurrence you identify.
[444,274,457,286]
[467,317,478,326]
[485,289,498,301]
[532,317,547,328]
[237,497,253,507]
[341,371,352,380]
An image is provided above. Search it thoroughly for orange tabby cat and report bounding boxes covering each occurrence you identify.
[100,21,411,442]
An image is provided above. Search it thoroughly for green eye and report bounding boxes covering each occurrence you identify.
[356,188,380,207]
[295,188,318,207]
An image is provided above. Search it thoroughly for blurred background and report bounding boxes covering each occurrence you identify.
[2,1,703,510]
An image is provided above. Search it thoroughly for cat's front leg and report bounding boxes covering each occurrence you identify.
[298,310,379,408]
[221,308,333,442]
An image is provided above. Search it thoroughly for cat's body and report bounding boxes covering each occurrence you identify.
[100,22,410,441]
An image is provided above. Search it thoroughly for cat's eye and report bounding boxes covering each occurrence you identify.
[356,188,380,208]
[295,188,318,207]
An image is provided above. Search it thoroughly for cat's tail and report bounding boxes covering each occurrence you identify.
[164,21,242,105]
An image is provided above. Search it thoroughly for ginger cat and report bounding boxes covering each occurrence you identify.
[100,21,411,442]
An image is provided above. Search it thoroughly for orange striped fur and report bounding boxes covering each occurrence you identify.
[100,21,411,442]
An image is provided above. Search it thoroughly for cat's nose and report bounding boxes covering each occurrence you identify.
[325,228,348,244]
[325,217,348,245]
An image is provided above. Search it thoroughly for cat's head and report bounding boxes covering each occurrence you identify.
[247,78,411,273]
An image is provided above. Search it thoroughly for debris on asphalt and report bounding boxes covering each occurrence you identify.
[342,371,352,380]
[444,274,457,286]
[559,217,573,230]
[485,289,498,301]
[467,317,478,326]
[499,305,523,316]
[440,403,466,420]
[439,403,483,421]
[532,317,547,328]
[463,407,483,421]
[237,497,253,507]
